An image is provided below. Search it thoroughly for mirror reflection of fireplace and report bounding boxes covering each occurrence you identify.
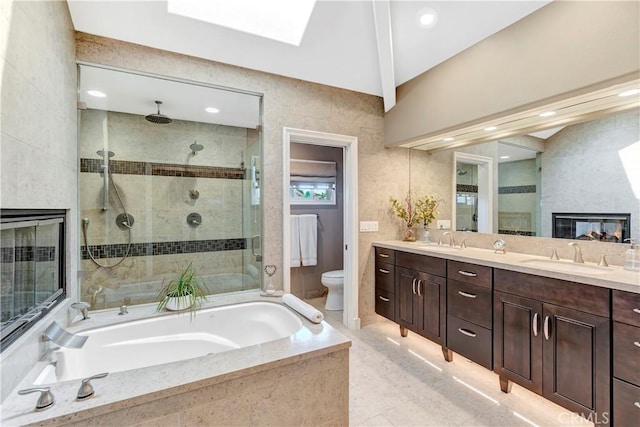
[552,213,630,243]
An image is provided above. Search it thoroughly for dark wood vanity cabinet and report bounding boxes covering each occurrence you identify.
[374,247,396,321]
[612,290,640,427]
[494,269,611,424]
[446,261,493,369]
[395,252,446,346]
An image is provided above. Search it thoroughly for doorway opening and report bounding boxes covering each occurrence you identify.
[283,128,359,329]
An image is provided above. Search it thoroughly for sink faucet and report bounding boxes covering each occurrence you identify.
[568,242,584,263]
[442,232,456,247]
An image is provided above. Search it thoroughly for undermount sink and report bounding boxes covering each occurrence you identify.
[419,244,463,252]
[519,258,609,275]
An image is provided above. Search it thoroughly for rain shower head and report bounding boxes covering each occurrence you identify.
[457,169,468,176]
[145,100,172,124]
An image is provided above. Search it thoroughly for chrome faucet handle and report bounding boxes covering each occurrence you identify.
[71,302,91,320]
[568,242,584,263]
[77,372,109,401]
[548,247,559,260]
[597,254,609,267]
[460,239,469,249]
[118,305,128,315]
[18,387,55,411]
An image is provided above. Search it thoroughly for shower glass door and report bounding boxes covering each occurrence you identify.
[77,64,262,310]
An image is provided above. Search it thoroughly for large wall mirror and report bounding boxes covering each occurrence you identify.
[410,101,639,245]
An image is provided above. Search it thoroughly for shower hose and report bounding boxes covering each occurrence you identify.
[82,169,132,268]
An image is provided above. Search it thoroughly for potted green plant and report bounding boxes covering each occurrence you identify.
[157,262,208,314]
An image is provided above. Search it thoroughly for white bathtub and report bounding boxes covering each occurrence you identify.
[35,301,302,384]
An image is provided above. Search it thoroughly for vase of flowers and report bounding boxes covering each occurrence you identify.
[390,192,442,242]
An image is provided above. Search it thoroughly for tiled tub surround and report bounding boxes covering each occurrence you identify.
[1,292,351,426]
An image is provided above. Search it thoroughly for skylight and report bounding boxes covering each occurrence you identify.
[167,0,317,46]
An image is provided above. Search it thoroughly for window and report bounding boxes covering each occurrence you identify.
[1,209,66,350]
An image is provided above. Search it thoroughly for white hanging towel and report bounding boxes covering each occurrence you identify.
[298,214,318,266]
[290,215,301,267]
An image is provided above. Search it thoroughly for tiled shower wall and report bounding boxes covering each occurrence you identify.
[79,109,259,308]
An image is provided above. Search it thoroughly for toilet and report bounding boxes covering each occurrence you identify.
[321,270,344,311]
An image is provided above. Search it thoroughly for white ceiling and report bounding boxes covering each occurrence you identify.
[67,0,551,102]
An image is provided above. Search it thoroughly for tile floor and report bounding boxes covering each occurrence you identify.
[307,297,594,427]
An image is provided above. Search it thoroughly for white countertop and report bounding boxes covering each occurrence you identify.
[374,240,640,294]
[0,292,351,427]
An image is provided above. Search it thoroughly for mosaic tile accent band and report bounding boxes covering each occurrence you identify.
[80,238,247,260]
[498,230,535,236]
[498,185,537,194]
[456,184,478,193]
[80,158,246,180]
[1,247,57,263]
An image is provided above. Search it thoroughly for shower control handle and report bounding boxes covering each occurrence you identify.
[187,213,202,227]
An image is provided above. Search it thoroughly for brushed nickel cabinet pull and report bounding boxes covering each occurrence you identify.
[634,341,640,348]
[458,291,477,299]
[533,312,539,337]
[543,315,551,340]
[458,328,477,338]
[378,295,390,302]
[417,280,422,297]
[379,253,390,258]
[634,308,640,314]
[412,278,417,295]
[378,268,390,274]
[634,402,640,409]
[457,270,477,277]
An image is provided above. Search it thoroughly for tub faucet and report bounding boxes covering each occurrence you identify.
[568,242,584,263]
[442,232,456,247]
[42,321,88,349]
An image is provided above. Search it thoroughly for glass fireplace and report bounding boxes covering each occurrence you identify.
[552,213,630,243]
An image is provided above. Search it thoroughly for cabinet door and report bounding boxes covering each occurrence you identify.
[396,267,418,330]
[494,291,543,394]
[542,304,610,421]
[416,272,446,345]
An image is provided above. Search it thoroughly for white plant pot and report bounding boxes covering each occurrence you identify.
[164,295,193,311]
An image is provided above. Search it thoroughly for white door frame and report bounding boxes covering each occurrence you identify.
[283,127,360,329]
[452,152,494,233]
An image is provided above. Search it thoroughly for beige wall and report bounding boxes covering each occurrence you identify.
[75,33,402,326]
[386,1,640,146]
[0,0,78,401]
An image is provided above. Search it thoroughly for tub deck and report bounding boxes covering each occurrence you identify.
[1,292,351,426]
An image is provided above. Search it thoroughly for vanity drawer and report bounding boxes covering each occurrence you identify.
[396,251,446,277]
[613,321,640,385]
[447,315,492,370]
[447,280,492,329]
[375,247,395,264]
[375,288,395,321]
[613,378,640,427]
[375,262,395,293]
[613,290,640,326]
[447,261,492,289]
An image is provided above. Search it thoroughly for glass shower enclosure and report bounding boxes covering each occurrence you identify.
[77,64,263,310]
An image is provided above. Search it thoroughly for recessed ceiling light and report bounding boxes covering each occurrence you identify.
[87,90,106,98]
[539,111,556,117]
[205,107,220,114]
[500,155,510,159]
[167,0,316,46]
[443,137,454,142]
[618,88,640,97]
[417,8,438,28]
[484,126,497,131]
